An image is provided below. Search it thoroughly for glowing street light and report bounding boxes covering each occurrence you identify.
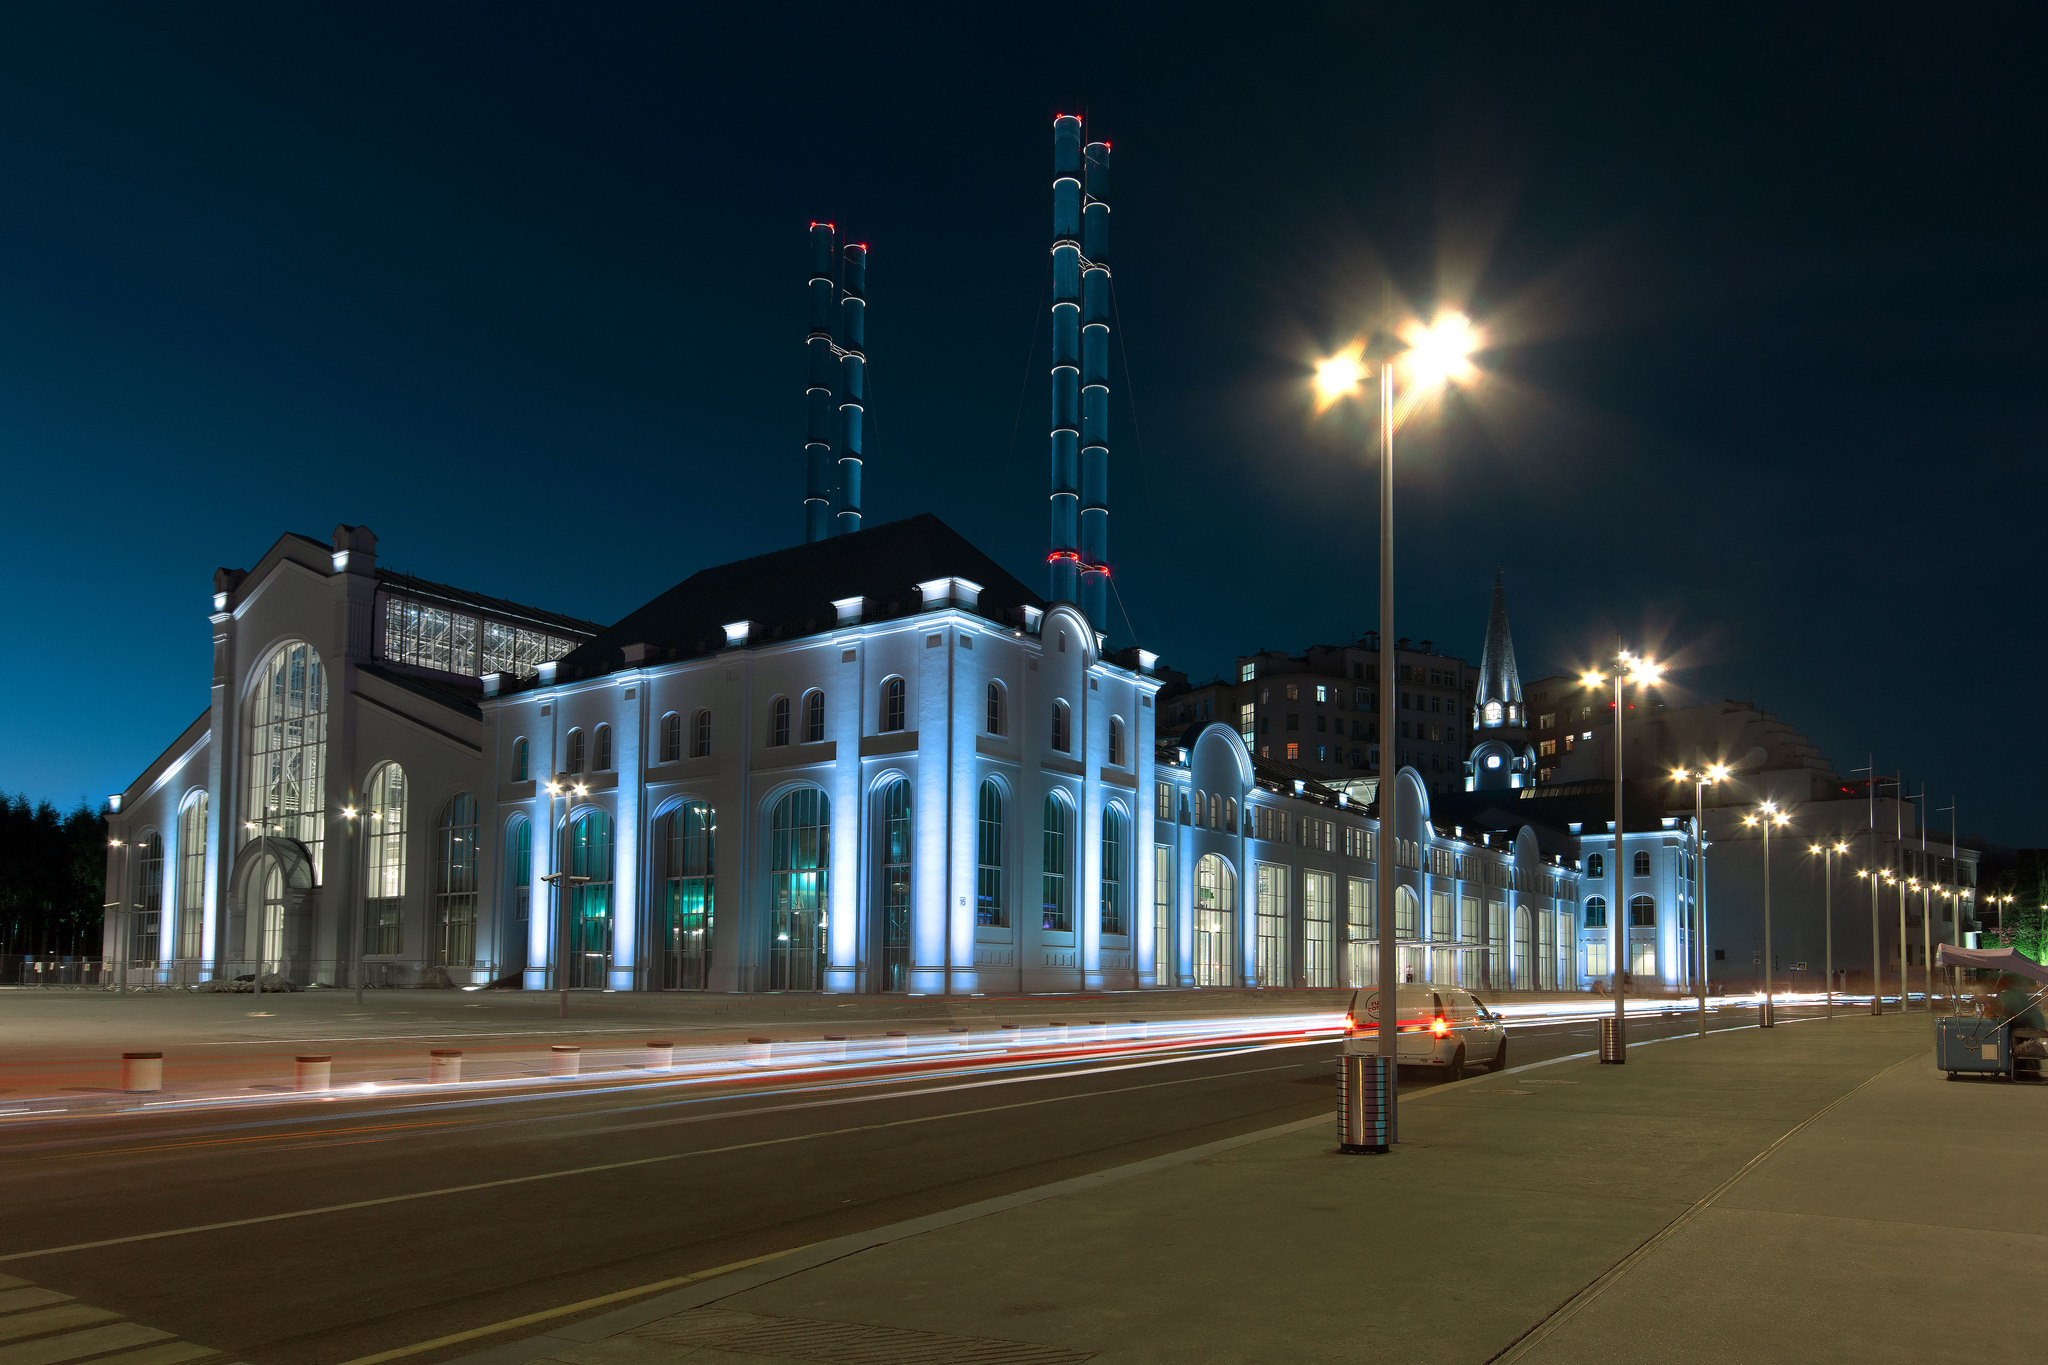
[1741,801,1792,1026]
[543,776,591,1019]
[1808,840,1849,1019]
[1584,649,1669,1060]
[1314,309,1481,1154]
[1672,763,1732,1035]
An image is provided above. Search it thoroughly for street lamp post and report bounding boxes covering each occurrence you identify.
[108,835,131,994]
[1809,841,1847,1019]
[1315,310,1478,1150]
[1583,652,1665,1061]
[1742,802,1791,1026]
[1672,765,1729,1037]
[542,774,590,1020]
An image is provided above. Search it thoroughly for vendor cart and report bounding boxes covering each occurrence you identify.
[1934,944,2048,1082]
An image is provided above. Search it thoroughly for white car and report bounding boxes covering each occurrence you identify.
[1342,984,1509,1080]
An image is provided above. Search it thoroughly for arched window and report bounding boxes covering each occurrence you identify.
[566,810,614,989]
[768,788,830,990]
[976,780,1005,927]
[1396,884,1420,938]
[660,713,683,763]
[692,709,712,758]
[1629,894,1656,927]
[1632,850,1651,878]
[1514,907,1533,986]
[1225,797,1238,830]
[986,682,1006,736]
[592,725,613,771]
[1193,853,1237,986]
[1041,794,1072,931]
[1586,853,1604,878]
[246,640,328,879]
[131,831,164,966]
[804,691,825,743]
[770,697,791,747]
[566,729,586,774]
[436,794,478,966]
[507,816,531,947]
[1100,807,1126,934]
[513,737,530,783]
[1108,717,1125,766]
[661,801,715,989]
[1208,793,1221,829]
[177,794,207,960]
[881,678,906,732]
[1051,700,1071,753]
[1584,895,1608,928]
[364,762,407,954]
[878,779,913,990]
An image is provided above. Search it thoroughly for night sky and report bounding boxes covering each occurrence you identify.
[2,5,2041,846]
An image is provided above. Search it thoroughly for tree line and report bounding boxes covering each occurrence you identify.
[0,793,108,958]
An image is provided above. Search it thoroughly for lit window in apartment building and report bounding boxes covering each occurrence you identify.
[1315,685,1327,703]
[1286,684,1300,701]
[1239,662,1255,682]
[1286,743,1300,760]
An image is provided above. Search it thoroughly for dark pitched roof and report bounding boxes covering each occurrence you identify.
[375,569,602,638]
[555,514,1046,678]
[357,663,484,721]
[1477,568,1522,708]
[1430,779,1673,840]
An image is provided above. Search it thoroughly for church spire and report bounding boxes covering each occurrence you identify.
[1476,568,1523,727]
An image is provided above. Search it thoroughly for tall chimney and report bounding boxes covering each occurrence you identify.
[1048,115,1084,606]
[804,222,839,544]
[836,242,866,536]
[1079,137,1112,630]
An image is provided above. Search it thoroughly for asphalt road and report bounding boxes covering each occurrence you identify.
[0,1000,1832,1364]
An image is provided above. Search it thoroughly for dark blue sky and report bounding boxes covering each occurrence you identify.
[3,4,2042,845]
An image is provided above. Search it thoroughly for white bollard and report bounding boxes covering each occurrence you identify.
[551,1045,581,1077]
[948,1027,970,1049]
[746,1037,774,1066]
[121,1052,163,1094]
[1130,1018,1148,1039]
[999,1023,1021,1046]
[294,1055,332,1092]
[884,1030,909,1057]
[822,1035,847,1062]
[644,1041,674,1071]
[1089,1019,1107,1041]
[429,1050,462,1084]
[1044,1022,1069,1043]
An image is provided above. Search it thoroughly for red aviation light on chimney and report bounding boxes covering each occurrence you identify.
[1047,549,1081,564]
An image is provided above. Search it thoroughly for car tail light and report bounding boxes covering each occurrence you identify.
[1342,1013,1355,1034]
[1431,1016,1450,1037]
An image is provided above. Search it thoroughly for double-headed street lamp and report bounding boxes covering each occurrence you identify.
[542,774,590,1020]
[1315,310,1479,1152]
[1808,840,1848,1019]
[1741,801,1791,1026]
[1581,651,1666,1062]
[1671,763,1730,1037]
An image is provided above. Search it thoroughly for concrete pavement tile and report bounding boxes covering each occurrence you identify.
[541,1342,772,1364]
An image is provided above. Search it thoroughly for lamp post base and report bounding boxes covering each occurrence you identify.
[1338,1051,1394,1153]
[1598,1016,1626,1063]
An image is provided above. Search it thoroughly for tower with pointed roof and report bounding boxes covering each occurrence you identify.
[1467,570,1535,790]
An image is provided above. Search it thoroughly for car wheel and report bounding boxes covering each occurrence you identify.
[1445,1047,1465,1082]
[1491,1040,1509,1073]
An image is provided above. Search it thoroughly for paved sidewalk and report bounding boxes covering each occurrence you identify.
[444,1011,2036,1365]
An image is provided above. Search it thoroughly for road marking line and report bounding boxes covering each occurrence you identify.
[0,1057,1309,1264]
[0,1305,121,1342]
[0,1320,176,1362]
[327,1248,805,1365]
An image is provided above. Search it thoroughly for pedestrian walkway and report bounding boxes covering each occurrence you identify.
[438,1010,2036,1365]
[0,1273,240,1365]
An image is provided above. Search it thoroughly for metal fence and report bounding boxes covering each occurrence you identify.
[11,957,518,990]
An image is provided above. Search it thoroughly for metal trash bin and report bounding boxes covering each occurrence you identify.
[1338,1050,1394,1154]
[1598,1016,1625,1064]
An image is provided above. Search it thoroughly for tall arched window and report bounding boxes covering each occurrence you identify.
[1108,717,1125,766]
[881,678,906,732]
[976,780,1005,927]
[661,801,715,989]
[364,763,407,954]
[1225,797,1238,830]
[177,794,207,960]
[1395,884,1420,938]
[660,713,683,763]
[1584,896,1608,928]
[986,682,1006,736]
[1514,907,1533,986]
[132,831,164,966]
[1051,701,1071,753]
[770,697,791,747]
[1193,853,1237,986]
[1585,853,1604,878]
[566,810,614,989]
[507,816,531,949]
[592,725,613,771]
[513,737,530,782]
[878,779,912,990]
[246,640,328,879]
[1632,850,1651,877]
[1041,794,1072,931]
[768,788,830,990]
[566,729,586,774]
[692,709,712,757]
[804,691,825,743]
[1100,807,1126,934]
[435,794,478,966]
[1629,894,1656,927]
